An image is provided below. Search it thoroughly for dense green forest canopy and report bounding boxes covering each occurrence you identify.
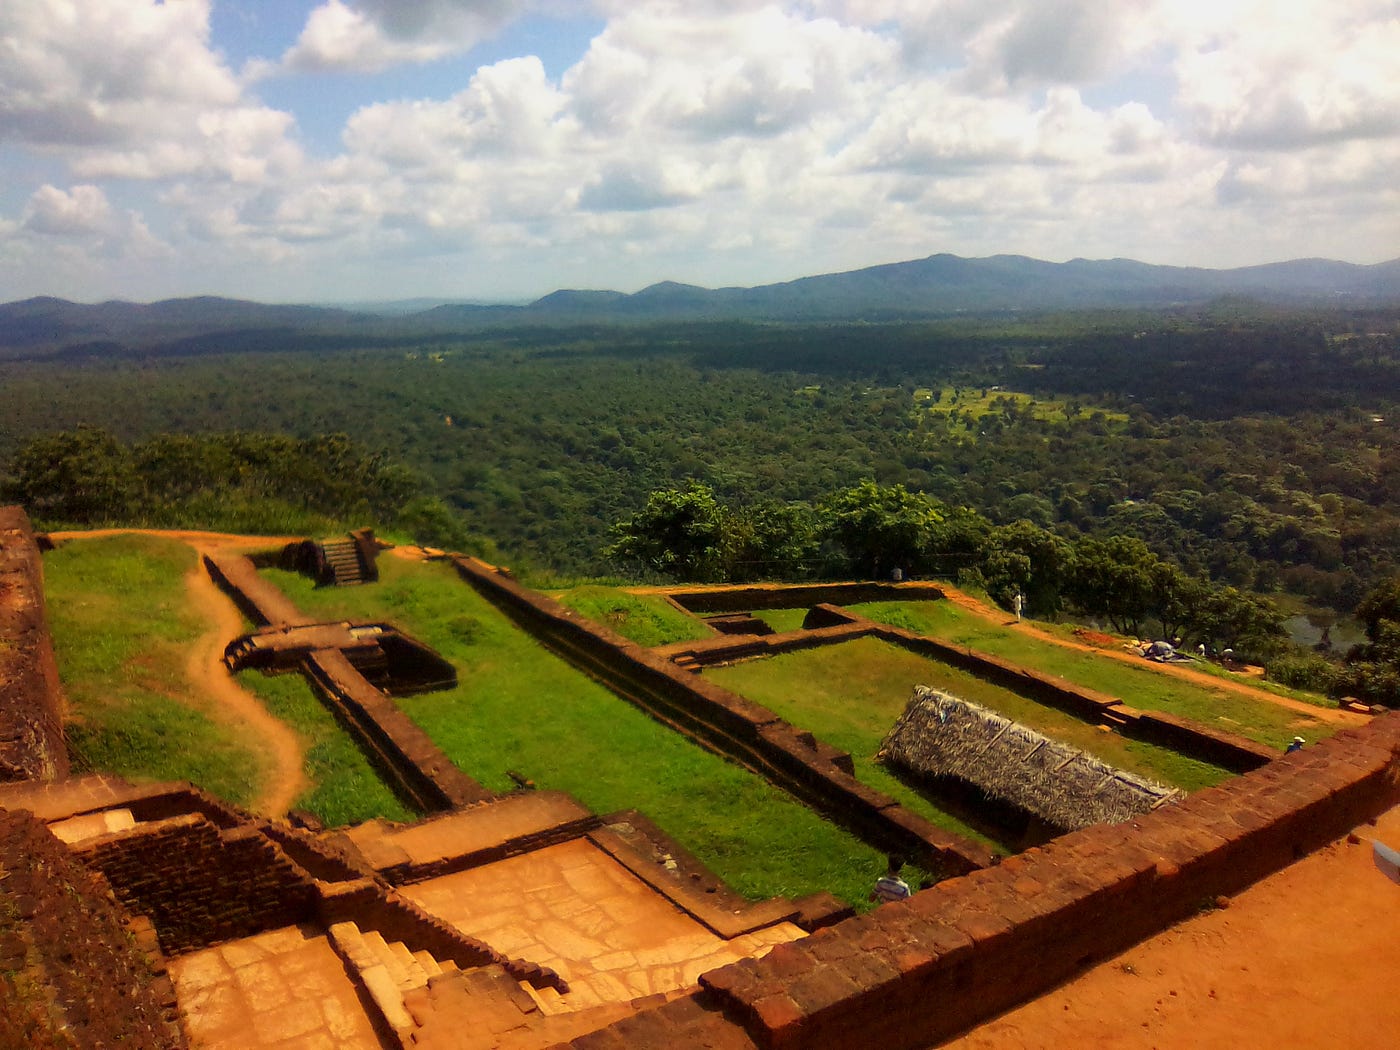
[5,305,1400,700]
[3,307,1397,604]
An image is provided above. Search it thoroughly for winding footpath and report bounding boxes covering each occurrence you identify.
[49,529,310,817]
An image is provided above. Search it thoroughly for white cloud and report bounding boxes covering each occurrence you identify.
[1170,1,1400,150]
[282,0,530,73]
[0,0,299,182]
[21,185,113,236]
[2,0,1398,301]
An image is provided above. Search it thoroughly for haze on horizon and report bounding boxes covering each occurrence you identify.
[2,1,1397,305]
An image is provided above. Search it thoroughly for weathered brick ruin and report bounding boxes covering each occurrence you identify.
[0,507,68,783]
[2,511,1399,1050]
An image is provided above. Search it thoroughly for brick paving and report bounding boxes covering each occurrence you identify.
[402,837,805,1010]
[169,924,382,1050]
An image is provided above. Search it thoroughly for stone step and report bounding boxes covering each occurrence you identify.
[362,930,428,990]
[519,980,566,1016]
[329,920,463,1040]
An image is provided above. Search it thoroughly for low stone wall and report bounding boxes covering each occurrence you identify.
[0,808,185,1050]
[206,551,492,812]
[570,711,1400,1050]
[452,558,994,877]
[73,813,321,956]
[664,619,878,670]
[875,624,1277,772]
[202,551,311,626]
[0,506,68,783]
[303,648,492,810]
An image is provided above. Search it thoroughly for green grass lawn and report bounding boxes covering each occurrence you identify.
[706,637,1232,799]
[258,560,897,906]
[853,600,1336,748]
[237,671,416,828]
[553,586,712,646]
[43,535,268,806]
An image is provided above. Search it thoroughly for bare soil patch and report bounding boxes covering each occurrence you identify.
[944,804,1400,1049]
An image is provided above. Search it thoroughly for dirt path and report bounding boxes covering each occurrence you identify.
[933,584,1367,728]
[50,529,309,817]
[945,803,1400,1049]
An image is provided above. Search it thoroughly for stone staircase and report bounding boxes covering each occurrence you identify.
[328,920,631,1050]
[321,537,367,586]
[328,921,458,1034]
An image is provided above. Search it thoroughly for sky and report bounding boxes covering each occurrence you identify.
[1,0,1398,304]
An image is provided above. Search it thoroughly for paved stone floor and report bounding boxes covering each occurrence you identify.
[169,924,383,1050]
[403,837,805,1010]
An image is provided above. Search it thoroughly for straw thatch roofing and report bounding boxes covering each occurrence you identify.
[881,686,1182,831]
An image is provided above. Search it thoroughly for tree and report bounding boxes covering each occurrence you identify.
[4,426,136,524]
[982,520,1071,615]
[730,501,821,581]
[1065,535,1156,635]
[819,481,946,578]
[606,482,735,582]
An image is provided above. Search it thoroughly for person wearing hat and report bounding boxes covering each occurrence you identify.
[1285,736,1305,754]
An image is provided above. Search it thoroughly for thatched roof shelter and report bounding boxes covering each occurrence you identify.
[882,686,1181,832]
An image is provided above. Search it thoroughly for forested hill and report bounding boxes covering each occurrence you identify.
[5,254,1400,356]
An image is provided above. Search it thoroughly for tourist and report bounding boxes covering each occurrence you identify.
[870,856,913,904]
[1286,736,1305,754]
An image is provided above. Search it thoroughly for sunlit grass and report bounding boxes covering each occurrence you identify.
[553,585,711,646]
[44,535,267,805]
[259,559,896,906]
[854,600,1335,748]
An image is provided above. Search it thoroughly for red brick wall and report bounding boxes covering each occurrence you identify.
[73,813,320,956]
[0,808,185,1049]
[568,713,1400,1049]
[0,507,68,783]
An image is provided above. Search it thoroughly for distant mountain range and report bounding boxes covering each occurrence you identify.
[4,254,1399,355]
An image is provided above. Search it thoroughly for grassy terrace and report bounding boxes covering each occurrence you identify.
[706,637,1233,801]
[259,559,896,906]
[852,600,1336,747]
[553,586,712,646]
[44,535,267,806]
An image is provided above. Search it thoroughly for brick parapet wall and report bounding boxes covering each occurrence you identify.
[0,807,186,1050]
[566,712,1400,1049]
[452,558,993,876]
[0,506,69,783]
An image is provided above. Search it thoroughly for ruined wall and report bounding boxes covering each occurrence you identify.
[0,507,68,782]
[0,808,185,1049]
[572,711,1400,1050]
[303,648,491,810]
[452,557,993,876]
[73,813,320,956]
[207,551,492,811]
